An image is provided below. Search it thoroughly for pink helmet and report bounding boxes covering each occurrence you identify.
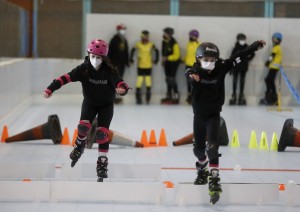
[86,39,109,56]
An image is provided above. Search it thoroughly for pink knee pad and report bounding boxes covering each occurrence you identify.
[95,127,109,144]
[77,120,91,137]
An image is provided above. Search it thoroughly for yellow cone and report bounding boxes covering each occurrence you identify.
[248,130,258,149]
[230,129,240,148]
[259,131,269,150]
[270,132,278,151]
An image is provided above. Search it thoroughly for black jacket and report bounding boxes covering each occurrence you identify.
[46,57,123,106]
[108,34,129,66]
[187,41,263,115]
[230,42,255,73]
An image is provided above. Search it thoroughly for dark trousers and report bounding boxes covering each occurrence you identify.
[80,99,114,151]
[193,113,220,166]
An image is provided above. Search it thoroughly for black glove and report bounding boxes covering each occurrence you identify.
[265,61,270,68]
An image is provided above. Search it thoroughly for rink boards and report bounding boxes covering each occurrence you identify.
[0,163,299,205]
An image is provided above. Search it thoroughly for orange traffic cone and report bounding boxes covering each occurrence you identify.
[149,129,157,146]
[71,129,78,146]
[140,130,150,147]
[61,128,70,145]
[1,125,9,142]
[158,128,168,146]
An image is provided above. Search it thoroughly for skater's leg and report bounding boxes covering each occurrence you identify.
[229,71,238,105]
[206,113,222,204]
[70,100,96,167]
[193,114,209,185]
[145,69,152,104]
[96,104,113,180]
[238,71,247,105]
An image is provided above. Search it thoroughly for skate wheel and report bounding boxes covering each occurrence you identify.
[97,178,103,182]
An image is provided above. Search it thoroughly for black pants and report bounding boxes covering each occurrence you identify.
[193,113,220,166]
[232,70,246,95]
[164,61,179,97]
[265,68,278,94]
[80,99,114,151]
[185,66,192,94]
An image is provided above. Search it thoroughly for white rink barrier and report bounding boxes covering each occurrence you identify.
[0,163,161,181]
[284,184,300,206]
[174,183,279,205]
[0,181,166,204]
[59,163,161,181]
[0,163,55,180]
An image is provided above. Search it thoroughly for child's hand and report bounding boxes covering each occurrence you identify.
[116,82,130,96]
[115,87,126,95]
[190,74,200,82]
[257,40,266,49]
[43,89,52,98]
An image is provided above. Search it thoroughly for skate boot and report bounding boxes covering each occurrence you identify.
[135,88,142,105]
[194,161,209,185]
[96,156,108,182]
[238,93,246,105]
[208,168,222,205]
[70,143,85,167]
[229,93,237,105]
[146,87,151,105]
[161,94,173,104]
[172,92,180,104]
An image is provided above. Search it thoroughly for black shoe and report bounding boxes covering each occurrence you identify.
[208,169,222,205]
[70,143,85,167]
[194,161,209,185]
[229,93,237,105]
[97,156,108,181]
[238,94,246,105]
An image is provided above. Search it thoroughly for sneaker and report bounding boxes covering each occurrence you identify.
[208,168,222,204]
[194,161,209,185]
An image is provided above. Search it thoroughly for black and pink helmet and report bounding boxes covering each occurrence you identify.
[86,39,109,56]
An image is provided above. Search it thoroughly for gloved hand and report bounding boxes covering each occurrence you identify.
[43,89,52,98]
[116,82,130,96]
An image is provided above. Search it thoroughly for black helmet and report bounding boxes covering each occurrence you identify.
[163,27,174,36]
[141,30,150,36]
[196,42,220,59]
[237,33,246,40]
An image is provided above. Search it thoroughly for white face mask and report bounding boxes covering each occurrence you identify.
[119,30,126,36]
[89,55,102,70]
[239,40,246,45]
[201,61,215,71]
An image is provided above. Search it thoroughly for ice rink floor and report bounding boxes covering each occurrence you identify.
[0,103,300,212]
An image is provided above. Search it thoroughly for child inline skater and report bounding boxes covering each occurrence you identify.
[229,33,255,105]
[260,32,283,105]
[183,29,201,104]
[43,39,130,182]
[130,30,159,104]
[186,40,265,204]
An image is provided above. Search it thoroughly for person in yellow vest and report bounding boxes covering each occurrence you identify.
[161,27,181,104]
[260,32,283,105]
[183,29,200,104]
[130,30,159,104]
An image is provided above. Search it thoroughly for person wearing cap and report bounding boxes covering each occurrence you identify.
[260,32,283,105]
[108,24,130,104]
[43,39,130,181]
[228,33,255,105]
[161,27,181,104]
[130,30,159,104]
[183,29,201,104]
